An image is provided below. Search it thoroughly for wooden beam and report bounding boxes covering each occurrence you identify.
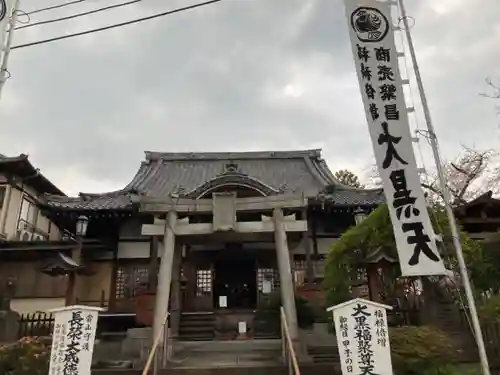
[138,194,307,214]
[142,220,308,236]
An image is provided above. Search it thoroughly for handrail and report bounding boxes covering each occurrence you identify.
[280,306,301,375]
[141,312,170,375]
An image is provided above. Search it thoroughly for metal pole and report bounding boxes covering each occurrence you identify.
[397,1,491,374]
[0,0,19,101]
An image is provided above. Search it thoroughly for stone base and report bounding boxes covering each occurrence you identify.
[121,327,153,365]
[0,310,20,342]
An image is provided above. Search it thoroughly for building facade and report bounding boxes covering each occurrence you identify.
[0,154,68,314]
[34,149,384,341]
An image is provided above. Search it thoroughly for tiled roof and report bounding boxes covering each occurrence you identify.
[321,187,385,206]
[0,154,65,196]
[43,149,384,211]
[44,191,137,211]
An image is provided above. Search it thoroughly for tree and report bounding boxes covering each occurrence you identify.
[323,204,484,306]
[365,146,500,206]
[335,169,365,188]
[481,77,500,113]
[421,146,500,206]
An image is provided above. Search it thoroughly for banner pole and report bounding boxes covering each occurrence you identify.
[397,1,490,373]
[0,0,19,102]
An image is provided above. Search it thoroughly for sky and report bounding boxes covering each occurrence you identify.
[0,0,498,196]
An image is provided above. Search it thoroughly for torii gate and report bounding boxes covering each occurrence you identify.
[135,192,308,345]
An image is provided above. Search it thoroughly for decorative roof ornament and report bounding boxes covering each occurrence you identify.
[224,162,239,173]
[278,183,288,193]
[172,185,186,198]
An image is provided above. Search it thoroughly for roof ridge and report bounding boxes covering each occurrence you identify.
[145,149,322,162]
[79,189,137,199]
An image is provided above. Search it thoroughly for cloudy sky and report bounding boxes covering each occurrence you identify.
[0,0,498,196]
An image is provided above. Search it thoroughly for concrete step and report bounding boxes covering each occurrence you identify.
[179,313,216,341]
[92,363,341,375]
[307,346,340,364]
[169,339,284,368]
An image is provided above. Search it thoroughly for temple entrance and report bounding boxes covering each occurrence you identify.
[213,252,257,309]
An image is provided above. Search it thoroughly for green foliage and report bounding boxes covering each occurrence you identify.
[323,204,485,306]
[478,294,500,323]
[420,364,482,375]
[0,337,50,375]
[323,204,396,306]
[469,237,500,295]
[390,326,458,375]
[334,169,365,189]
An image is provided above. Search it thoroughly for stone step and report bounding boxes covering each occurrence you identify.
[92,363,340,375]
[175,339,283,353]
[307,346,339,364]
[181,320,216,327]
[179,325,214,335]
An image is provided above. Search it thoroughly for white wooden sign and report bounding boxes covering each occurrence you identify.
[262,280,272,294]
[48,305,104,375]
[327,298,393,375]
[343,0,446,276]
[238,321,247,334]
[219,295,227,308]
[0,0,14,51]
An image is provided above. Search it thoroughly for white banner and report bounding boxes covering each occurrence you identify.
[0,0,14,52]
[344,0,446,276]
[48,305,104,375]
[328,298,393,375]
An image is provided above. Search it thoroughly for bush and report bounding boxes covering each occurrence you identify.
[0,337,50,375]
[478,294,500,324]
[390,326,458,375]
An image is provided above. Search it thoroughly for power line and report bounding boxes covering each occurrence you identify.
[25,0,90,16]
[16,0,141,30]
[12,0,225,50]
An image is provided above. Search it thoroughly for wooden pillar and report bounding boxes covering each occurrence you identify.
[169,245,182,337]
[303,209,314,285]
[148,236,159,292]
[152,211,177,345]
[367,264,381,302]
[273,208,299,341]
[108,245,119,311]
[310,210,319,261]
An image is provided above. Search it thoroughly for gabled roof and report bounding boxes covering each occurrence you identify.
[454,190,500,217]
[43,149,384,211]
[0,154,65,196]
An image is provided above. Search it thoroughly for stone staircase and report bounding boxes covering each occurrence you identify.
[307,346,340,364]
[179,312,216,341]
[169,339,283,368]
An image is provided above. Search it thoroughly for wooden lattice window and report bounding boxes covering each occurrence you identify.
[257,268,280,293]
[115,265,149,299]
[293,260,306,271]
[196,269,212,297]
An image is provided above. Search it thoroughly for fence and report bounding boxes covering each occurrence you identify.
[482,321,500,362]
[18,312,54,338]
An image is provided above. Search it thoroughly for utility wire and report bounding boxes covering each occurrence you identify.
[12,0,225,50]
[25,0,90,16]
[16,0,141,30]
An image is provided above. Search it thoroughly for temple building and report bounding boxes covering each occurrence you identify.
[0,149,386,345]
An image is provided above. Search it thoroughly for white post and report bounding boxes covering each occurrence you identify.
[0,0,19,101]
[398,1,491,374]
[152,211,177,350]
[273,208,299,341]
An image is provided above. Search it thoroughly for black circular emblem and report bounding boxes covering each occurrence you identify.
[350,6,389,43]
[0,0,7,23]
